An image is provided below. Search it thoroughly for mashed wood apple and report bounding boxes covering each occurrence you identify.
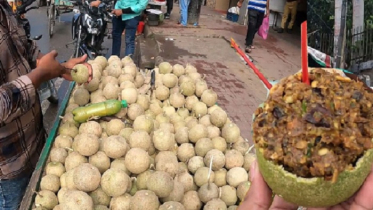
[253,68,373,182]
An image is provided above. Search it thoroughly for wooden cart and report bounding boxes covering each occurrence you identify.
[19,82,75,210]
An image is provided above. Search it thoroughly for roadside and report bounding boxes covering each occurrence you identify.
[146,5,301,142]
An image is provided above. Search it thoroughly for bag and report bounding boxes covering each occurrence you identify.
[258,16,269,40]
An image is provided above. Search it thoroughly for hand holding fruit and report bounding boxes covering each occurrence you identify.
[62,54,93,84]
[238,160,373,210]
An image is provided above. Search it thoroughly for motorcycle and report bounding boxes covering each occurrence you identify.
[69,0,113,59]
[16,0,59,104]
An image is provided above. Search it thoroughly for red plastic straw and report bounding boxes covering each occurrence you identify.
[301,21,310,85]
[230,38,272,89]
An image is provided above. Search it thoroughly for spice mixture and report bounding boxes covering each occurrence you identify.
[253,68,373,182]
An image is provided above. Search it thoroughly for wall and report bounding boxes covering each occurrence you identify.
[206,0,231,11]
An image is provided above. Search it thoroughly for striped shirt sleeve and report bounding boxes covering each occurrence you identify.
[0,75,36,124]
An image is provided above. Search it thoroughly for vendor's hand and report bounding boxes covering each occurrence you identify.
[61,54,92,83]
[28,50,65,88]
[112,9,123,16]
[238,160,373,210]
[265,8,269,17]
[90,0,101,7]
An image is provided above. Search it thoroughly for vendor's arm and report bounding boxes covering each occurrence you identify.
[266,0,270,16]
[0,73,39,124]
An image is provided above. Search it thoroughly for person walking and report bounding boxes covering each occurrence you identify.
[277,0,299,33]
[0,0,90,209]
[238,0,269,53]
[165,0,173,19]
[110,0,148,57]
[178,0,190,26]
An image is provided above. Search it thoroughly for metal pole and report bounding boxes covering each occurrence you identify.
[333,0,342,68]
[336,0,347,68]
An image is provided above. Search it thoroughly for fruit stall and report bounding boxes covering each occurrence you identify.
[20,56,255,210]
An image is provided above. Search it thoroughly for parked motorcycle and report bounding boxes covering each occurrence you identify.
[16,0,59,104]
[68,0,113,59]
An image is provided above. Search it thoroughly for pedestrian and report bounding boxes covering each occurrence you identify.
[237,160,373,209]
[238,0,269,53]
[178,0,190,27]
[110,0,148,57]
[0,1,91,209]
[277,0,299,33]
[165,0,173,19]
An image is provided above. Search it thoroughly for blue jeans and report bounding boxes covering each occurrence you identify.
[0,175,30,210]
[112,16,140,57]
[179,0,190,26]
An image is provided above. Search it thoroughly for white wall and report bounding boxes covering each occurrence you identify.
[268,0,285,27]
[269,0,286,12]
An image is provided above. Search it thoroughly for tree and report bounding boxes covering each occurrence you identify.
[308,0,373,33]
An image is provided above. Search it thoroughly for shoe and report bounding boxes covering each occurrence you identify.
[286,28,293,34]
[277,28,284,33]
[165,13,170,19]
[245,46,252,53]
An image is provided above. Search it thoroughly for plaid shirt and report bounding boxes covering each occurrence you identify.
[0,0,46,179]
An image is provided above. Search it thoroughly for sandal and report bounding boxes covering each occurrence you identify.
[250,45,255,49]
[245,46,252,53]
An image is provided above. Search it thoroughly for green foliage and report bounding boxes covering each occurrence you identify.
[308,0,373,32]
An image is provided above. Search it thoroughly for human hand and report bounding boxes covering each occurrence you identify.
[90,0,101,7]
[265,8,269,17]
[238,160,373,210]
[112,9,123,16]
[28,50,65,88]
[61,54,93,83]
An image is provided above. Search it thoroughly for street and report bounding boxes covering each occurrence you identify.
[27,3,301,140]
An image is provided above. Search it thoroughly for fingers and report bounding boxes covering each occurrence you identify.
[237,161,273,210]
[77,54,88,63]
[84,63,93,83]
[49,50,59,59]
[349,167,373,210]
[270,196,299,210]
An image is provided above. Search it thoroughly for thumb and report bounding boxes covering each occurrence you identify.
[237,160,273,210]
[78,54,88,63]
[72,54,88,64]
[349,167,373,210]
[49,50,58,59]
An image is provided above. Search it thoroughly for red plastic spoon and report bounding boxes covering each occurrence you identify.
[301,21,310,85]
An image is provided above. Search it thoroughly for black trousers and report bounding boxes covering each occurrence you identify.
[167,0,173,14]
[245,9,265,47]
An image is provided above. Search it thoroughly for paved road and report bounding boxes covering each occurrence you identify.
[27,4,113,132]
